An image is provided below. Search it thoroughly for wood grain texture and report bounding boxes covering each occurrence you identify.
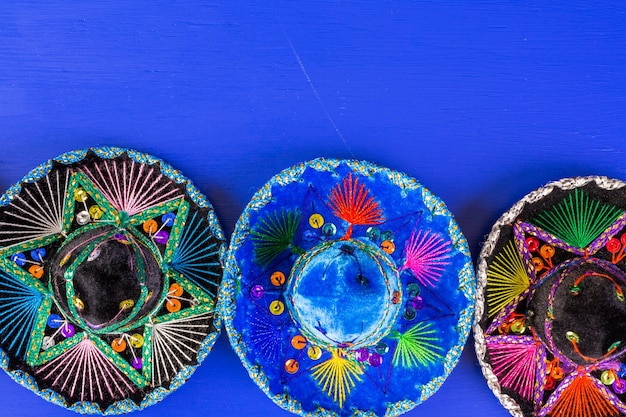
[0,1,625,416]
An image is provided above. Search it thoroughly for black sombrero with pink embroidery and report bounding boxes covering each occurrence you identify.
[475,176,626,417]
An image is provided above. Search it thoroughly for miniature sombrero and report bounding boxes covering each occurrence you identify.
[220,158,475,416]
[475,176,626,417]
[0,147,224,413]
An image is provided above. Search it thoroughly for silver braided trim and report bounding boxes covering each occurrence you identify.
[473,175,626,417]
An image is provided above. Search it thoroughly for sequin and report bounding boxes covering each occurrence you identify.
[111,338,127,353]
[270,271,286,287]
[250,285,264,300]
[129,334,144,348]
[291,335,306,350]
[284,359,299,374]
[60,323,75,338]
[307,346,322,360]
[309,214,324,229]
[269,300,284,316]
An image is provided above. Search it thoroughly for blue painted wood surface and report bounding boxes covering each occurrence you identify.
[1,2,625,416]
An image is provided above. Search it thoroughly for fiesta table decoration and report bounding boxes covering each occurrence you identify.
[475,176,626,417]
[221,158,474,416]
[0,147,225,413]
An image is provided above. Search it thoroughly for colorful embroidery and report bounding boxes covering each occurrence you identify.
[477,177,626,417]
[0,148,224,413]
[222,159,474,416]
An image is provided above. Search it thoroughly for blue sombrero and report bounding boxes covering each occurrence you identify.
[221,158,474,416]
[0,147,224,413]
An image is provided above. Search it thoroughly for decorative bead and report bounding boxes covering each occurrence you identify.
[614,379,626,394]
[381,240,395,254]
[569,285,580,295]
[621,233,626,247]
[166,298,181,312]
[169,283,184,297]
[544,376,556,391]
[511,319,526,334]
[131,357,143,370]
[73,188,88,202]
[551,367,564,381]
[114,233,129,242]
[76,210,91,225]
[143,219,158,234]
[30,248,46,261]
[532,257,544,271]
[88,205,103,220]
[250,285,264,300]
[28,265,44,279]
[606,238,621,253]
[407,283,420,298]
[565,331,579,343]
[162,212,176,226]
[368,352,383,367]
[307,346,322,360]
[602,370,616,386]
[540,245,555,258]
[410,296,424,310]
[526,237,539,252]
[381,230,394,241]
[72,296,84,311]
[112,337,127,352]
[41,336,55,350]
[322,222,337,236]
[269,300,284,316]
[119,299,135,310]
[270,271,286,286]
[47,314,62,328]
[403,307,417,321]
[291,335,307,350]
[308,214,324,229]
[60,323,75,338]
[284,358,299,374]
[366,226,381,241]
[129,333,144,348]
[355,348,369,362]
[87,248,101,261]
[375,342,389,355]
[10,253,26,267]
[302,230,317,243]
[153,230,169,244]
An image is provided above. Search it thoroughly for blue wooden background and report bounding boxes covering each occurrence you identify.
[1,2,625,416]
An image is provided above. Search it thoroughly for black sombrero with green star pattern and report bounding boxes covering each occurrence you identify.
[0,147,224,413]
